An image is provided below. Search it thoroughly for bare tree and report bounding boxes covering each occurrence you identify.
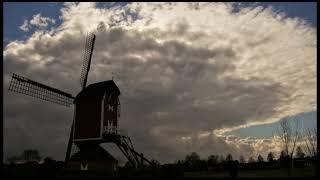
[278,118,300,158]
[277,117,301,176]
[303,127,317,158]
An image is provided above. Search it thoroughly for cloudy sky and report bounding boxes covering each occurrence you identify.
[3,2,317,164]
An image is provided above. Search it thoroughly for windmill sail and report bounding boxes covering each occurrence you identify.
[80,32,96,90]
[8,73,75,107]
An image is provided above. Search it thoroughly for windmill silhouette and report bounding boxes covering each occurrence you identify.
[8,32,152,169]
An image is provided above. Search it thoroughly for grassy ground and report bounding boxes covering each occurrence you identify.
[184,167,315,178]
[4,165,315,177]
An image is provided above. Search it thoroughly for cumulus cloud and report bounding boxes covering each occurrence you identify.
[30,13,56,27]
[4,2,316,163]
[19,13,56,32]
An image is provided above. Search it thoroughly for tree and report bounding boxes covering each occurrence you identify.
[248,157,255,163]
[176,160,183,168]
[150,159,160,167]
[219,155,225,163]
[280,150,288,159]
[43,157,56,169]
[267,152,274,162]
[239,155,246,163]
[185,152,201,170]
[279,150,290,168]
[226,154,233,162]
[6,155,21,164]
[295,146,305,158]
[277,118,301,176]
[185,152,200,162]
[207,155,219,166]
[277,118,300,158]
[303,127,317,157]
[44,157,54,162]
[21,149,41,162]
[257,154,264,162]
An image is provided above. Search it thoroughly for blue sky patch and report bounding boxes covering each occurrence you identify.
[225,111,316,138]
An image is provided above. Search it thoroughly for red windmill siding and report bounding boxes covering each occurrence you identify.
[73,80,120,141]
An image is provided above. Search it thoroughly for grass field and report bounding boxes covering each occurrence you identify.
[4,164,316,177]
[184,167,316,178]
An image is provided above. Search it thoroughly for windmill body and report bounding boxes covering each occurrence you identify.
[8,32,152,172]
[74,80,120,142]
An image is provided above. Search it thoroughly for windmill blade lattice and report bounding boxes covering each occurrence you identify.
[8,73,75,107]
[80,32,96,90]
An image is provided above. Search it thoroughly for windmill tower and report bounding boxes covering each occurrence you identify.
[8,32,152,170]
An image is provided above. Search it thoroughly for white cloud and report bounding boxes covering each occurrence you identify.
[30,13,56,27]
[19,13,56,32]
[221,134,316,161]
[19,20,30,32]
[4,2,316,163]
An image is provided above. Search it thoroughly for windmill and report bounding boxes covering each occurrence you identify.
[8,32,152,169]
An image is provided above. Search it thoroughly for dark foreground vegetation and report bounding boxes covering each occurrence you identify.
[3,153,317,178]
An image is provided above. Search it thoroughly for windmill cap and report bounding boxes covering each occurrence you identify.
[74,80,120,103]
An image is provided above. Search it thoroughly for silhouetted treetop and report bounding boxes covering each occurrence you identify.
[226,154,233,162]
[239,155,245,163]
[208,155,219,165]
[248,156,255,163]
[295,146,305,158]
[257,154,264,162]
[267,152,274,162]
[280,150,288,159]
[185,152,200,162]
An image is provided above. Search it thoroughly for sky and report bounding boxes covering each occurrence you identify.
[3,2,317,164]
